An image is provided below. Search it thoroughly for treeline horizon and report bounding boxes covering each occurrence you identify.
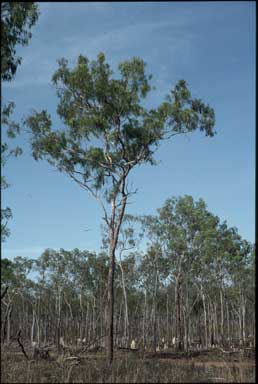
[1,194,255,353]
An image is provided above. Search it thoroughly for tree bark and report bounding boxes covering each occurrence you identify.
[220,287,224,344]
[166,292,169,343]
[152,261,158,353]
[56,288,62,352]
[175,274,183,350]
[143,289,147,350]
[241,292,246,344]
[201,286,208,349]
[31,308,36,345]
[107,242,115,363]
[119,261,130,348]
[107,192,127,364]
[214,303,218,344]
[226,299,230,343]
[6,304,12,346]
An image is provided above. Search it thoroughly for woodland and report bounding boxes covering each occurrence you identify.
[1,2,255,383]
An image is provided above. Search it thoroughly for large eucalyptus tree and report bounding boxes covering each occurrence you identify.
[25,53,215,362]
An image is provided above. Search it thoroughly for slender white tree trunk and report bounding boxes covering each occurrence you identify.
[119,261,130,348]
[220,287,224,344]
[31,308,36,345]
[201,285,208,349]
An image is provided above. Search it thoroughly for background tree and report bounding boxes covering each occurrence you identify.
[137,196,224,350]
[1,102,22,241]
[1,2,39,241]
[1,2,39,81]
[144,197,206,349]
[1,255,34,345]
[25,52,215,363]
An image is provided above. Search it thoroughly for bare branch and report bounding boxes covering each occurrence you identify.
[68,172,110,226]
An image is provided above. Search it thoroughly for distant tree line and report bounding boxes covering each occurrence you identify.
[1,195,255,353]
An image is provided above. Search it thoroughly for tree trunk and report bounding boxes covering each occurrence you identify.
[220,287,224,344]
[119,261,130,348]
[166,292,169,343]
[153,263,158,353]
[79,293,84,340]
[238,309,242,344]
[85,301,89,342]
[6,305,12,346]
[93,296,96,344]
[183,286,189,351]
[116,299,123,346]
[226,300,230,343]
[201,287,208,349]
[242,292,246,344]
[175,274,182,350]
[30,308,35,345]
[107,193,127,364]
[207,299,212,347]
[143,289,147,350]
[56,289,62,352]
[214,303,218,344]
[31,308,36,345]
[35,309,40,346]
[107,242,115,364]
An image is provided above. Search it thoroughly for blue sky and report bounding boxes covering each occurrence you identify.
[2,1,255,260]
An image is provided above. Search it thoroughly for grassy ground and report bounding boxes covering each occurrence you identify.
[1,345,255,383]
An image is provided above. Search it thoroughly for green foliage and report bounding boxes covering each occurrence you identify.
[34,248,109,298]
[1,256,34,290]
[139,244,169,293]
[26,53,216,206]
[1,102,21,139]
[1,2,39,81]
[1,102,22,171]
[1,102,22,242]
[1,257,16,286]
[161,79,215,136]
[137,195,253,293]
[1,2,39,240]
[1,207,12,242]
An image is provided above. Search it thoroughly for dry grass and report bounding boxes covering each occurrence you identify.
[1,346,255,383]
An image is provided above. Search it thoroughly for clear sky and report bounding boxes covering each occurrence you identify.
[2,1,255,260]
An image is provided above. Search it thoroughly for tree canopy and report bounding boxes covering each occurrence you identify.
[1,2,39,81]
[26,53,215,223]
